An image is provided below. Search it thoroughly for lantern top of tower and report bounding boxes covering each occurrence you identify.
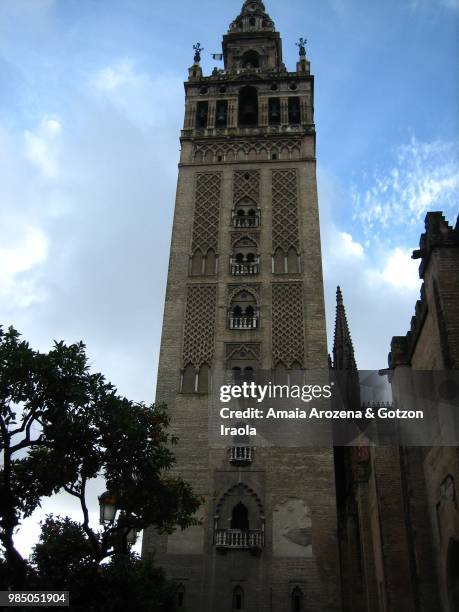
[229,0,276,33]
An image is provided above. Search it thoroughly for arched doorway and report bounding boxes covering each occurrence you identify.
[231,502,249,531]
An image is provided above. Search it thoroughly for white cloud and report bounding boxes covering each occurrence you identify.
[91,59,138,92]
[340,231,364,257]
[88,59,182,128]
[352,138,459,242]
[367,247,421,291]
[0,226,48,307]
[24,116,62,179]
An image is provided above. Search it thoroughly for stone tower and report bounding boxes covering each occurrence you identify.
[142,2,342,610]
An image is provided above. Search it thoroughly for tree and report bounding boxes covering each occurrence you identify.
[30,516,176,611]
[0,326,200,588]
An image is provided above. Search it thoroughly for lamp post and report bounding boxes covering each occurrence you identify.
[98,492,117,525]
[98,492,138,552]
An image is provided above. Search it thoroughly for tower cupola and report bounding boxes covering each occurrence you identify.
[224,0,282,72]
[229,0,275,34]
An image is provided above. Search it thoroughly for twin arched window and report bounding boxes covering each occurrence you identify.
[191,249,216,276]
[229,291,258,329]
[274,247,300,274]
[181,364,210,394]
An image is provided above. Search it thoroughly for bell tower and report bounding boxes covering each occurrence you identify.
[142,2,342,610]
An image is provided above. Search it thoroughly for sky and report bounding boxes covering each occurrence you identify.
[0,0,458,558]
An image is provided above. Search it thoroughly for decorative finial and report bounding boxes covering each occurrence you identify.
[193,43,204,64]
[296,37,307,58]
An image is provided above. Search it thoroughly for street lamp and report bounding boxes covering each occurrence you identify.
[98,492,117,525]
[98,493,138,550]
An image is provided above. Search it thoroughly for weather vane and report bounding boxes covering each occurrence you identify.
[193,43,204,64]
[296,37,307,58]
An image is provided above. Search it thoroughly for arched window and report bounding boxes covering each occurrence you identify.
[233,198,259,228]
[249,16,256,27]
[274,247,285,274]
[191,250,203,276]
[196,101,209,128]
[288,97,301,124]
[239,86,258,126]
[242,50,260,68]
[198,364,210,394]
[232,366,242,381]
[291,587,303,612]
[177,584,185,610]
[235,253,244,264]
[246,252,255,263]
[247,208,258,227]
[233,586,244,611]
[287,247,299,273]
[216,100,228,127]
[182,365,196,393]
[229,291,258,329]
[205,248,216,276]
[231,503,250,531]
[269,98,281,125]
[244,366,254,380]
[245,305,255,318]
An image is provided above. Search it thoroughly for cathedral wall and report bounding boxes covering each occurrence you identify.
[388,214,459,611]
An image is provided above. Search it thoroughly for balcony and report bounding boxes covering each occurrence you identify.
[215,529,264,550]
[229,316,258,330]
[232,210,261,228]
[230,258,260,276]
[230,445,253,465]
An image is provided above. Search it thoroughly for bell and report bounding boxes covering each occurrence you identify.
[271,107,279,118]
[217,109,227,122]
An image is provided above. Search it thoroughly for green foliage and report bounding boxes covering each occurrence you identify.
[0,325,201,589]
[30,517,176,611]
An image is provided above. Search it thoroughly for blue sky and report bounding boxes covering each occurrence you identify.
[0,0,458,555]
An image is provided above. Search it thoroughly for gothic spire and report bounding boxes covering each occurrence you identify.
[333,286,357,371]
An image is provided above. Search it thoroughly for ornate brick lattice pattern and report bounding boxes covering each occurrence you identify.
[193,139,302,164]
[272,169,300,252]
[233,170,260,204]
[182,285,217,368]
[191,173,222,253]
[272,283,304,367]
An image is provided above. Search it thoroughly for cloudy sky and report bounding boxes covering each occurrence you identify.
[1,0,458,557]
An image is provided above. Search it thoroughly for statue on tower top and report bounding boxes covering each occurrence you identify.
[296,37,307,58]
[193,43,204,64]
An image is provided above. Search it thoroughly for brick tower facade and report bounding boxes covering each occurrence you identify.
[142,2,342,610]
